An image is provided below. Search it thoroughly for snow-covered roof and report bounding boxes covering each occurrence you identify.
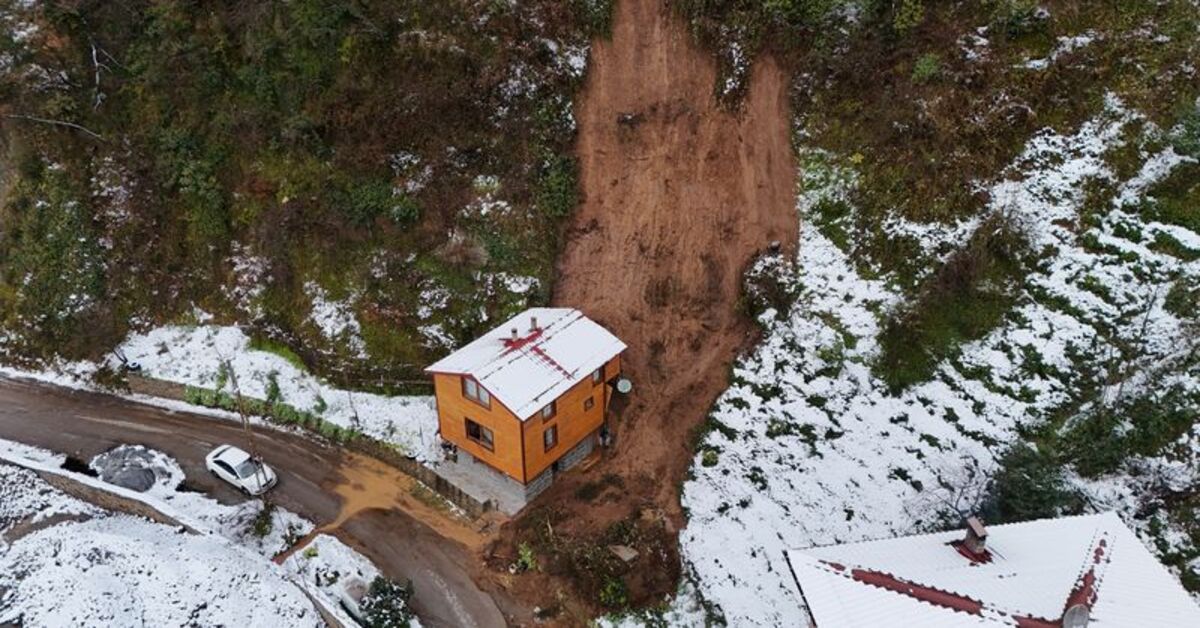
[425,308,626,420]
[786,512,1200,627]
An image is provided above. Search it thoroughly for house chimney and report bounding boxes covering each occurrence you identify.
[964,516,988,554]
[530,316,539,332]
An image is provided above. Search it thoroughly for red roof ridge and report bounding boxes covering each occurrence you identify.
[815,560,987,618]
[498,326,574,379]
[812,523,1116,626]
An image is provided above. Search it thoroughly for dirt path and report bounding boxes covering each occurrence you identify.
[553,0,797,520]
[0,375,509,628]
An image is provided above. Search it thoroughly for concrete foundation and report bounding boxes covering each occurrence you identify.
[430,430,598,515]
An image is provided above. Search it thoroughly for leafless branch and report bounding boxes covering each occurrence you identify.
[90,38,108,109]
[3,113,106,142]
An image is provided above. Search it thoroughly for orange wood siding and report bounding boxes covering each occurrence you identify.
[432,373,525,482]
[604,354,621,387]
[521,355,622,481]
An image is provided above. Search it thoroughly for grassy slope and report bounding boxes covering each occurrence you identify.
[663,0,1200,624]
[0,0,610,389]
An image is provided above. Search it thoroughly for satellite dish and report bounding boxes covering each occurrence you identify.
[616,378,633,394]
[1063,604,1091,628]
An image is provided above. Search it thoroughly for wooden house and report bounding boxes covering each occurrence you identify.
[425,308,625,509]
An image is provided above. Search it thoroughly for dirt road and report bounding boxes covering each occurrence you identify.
[551,0,797,529]
[0,375,509,628]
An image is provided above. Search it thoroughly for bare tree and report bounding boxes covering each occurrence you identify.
[910,458,992,526]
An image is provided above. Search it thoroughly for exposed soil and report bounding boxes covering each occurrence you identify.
[492,0,798,617]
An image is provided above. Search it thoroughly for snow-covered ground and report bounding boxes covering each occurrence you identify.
[678,97,1200,625]
[1,438,422,627]
[283,533,386,620]
[115,324,441,461]
[306,281,369,358]
[86,444,315,556]
[0,460,322,627]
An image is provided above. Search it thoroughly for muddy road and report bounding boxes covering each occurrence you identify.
[0,375,508,628]
[551,0,798,527]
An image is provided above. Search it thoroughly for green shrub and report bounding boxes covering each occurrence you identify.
[185,386,205,405]
[1065,387,1200,477]
[1142,163,1200,234]
[265,371,282,404]
[273,403,302,424]
[155,129,228,254]
[1151,232,1200,261]
[536,153,578,218]
[990,0,1044,38]
[0,169,107,355]
[877,212,1029,391]
[690,415,740,452]
[911,53,941,84]
[1165,276,1200,318]
[812,197,852,251]
[892,0,925,34]
[598,576,629,609]
[571,0,615,36]
[178,159,228,244]
[515,542,538,572]
[247,336,307,372]
[985,445,1082,522]
[339,179,420,227]
[251,500,276,538]
[701,449,720,467]
[360,576,415,628]
[244,398,268,416]
[215,362,231,390]
[1172,105,1200,159]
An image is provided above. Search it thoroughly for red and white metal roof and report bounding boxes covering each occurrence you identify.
[786,512,1200,627]
[425,308,626,420]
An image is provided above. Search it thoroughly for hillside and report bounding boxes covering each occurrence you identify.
[0,0,609,389]
[2,0,1199,626]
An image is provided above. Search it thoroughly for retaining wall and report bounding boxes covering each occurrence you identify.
[35,469,196,532]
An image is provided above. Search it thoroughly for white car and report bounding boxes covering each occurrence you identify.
[205,444,277,495]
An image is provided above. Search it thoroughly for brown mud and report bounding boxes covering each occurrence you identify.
[493,0,799,616]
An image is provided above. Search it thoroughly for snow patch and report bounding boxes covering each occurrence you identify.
[115,325,440,461]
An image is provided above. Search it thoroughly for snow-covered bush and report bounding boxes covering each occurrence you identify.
[360,576,416,628]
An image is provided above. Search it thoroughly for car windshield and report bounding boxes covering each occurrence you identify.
[235,459,263,479]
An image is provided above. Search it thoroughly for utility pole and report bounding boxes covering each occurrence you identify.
[210,331,270,504]
[342,371,361,429]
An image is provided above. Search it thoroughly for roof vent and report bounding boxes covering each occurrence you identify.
[530,316,539,332]
[510,327,519,342]
[964,516,987,554]
[1063,603,1091,628]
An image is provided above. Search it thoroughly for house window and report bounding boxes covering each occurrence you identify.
[462,376,491,408]
[540,401,556,422]
[543,425,558,451]
[591,367,604,385]
[584,396,595,411]
[465,418,494,451]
